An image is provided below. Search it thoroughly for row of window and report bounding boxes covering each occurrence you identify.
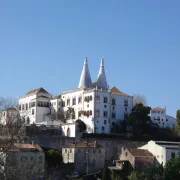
[152,110,164,114]
[64,149,101,154]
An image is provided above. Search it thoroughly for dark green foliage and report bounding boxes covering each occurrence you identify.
[176,109,180,131]
[102,167,109,180]
[45,149,62,167]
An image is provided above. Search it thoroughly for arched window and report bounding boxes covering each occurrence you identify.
[26,117,30,124]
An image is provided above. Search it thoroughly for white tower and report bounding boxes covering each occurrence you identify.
[96,58,108,90]
[78,58,92,88]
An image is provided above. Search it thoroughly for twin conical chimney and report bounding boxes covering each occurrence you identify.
[78,58,92,88]
[78,58,108,90]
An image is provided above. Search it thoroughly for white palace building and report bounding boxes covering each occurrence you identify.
[17,58,133,135]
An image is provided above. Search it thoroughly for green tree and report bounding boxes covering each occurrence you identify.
[176,110,180,131]
[164,157,180,180]
[127,103,151,136]
[146,164,164,180]
[102,167,109,180]
[45,149,62,167]
[128,171,145,180]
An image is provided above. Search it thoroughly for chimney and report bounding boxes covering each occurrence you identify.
[94,141,97,148]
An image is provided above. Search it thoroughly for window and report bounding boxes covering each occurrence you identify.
[90,96,92,101]
[19,104,21,111]
[104,111,108,117]
[124,100,128,106]
[32,109,34,115]
[78,149,81,153]
[29,103,31,108]
[113,106,115,110]
[112,98,116,105]
[96,109,100,117]
[39,156,42,160]
[104,120,107,124]
[125,107,127,111]
[70,149,72,153]
[166,119,168,121]
[112,122,115,126]
[99,150,101,154]
[62,101,65,107]
[125,152,128,156]
[161,111,163,114]
[162,119,163,121]
[104,105,107,108]
[157,116,160,121]
[97,120,99,123]
[112,112,116,119]
[22,104,24,110]
[26,103,28,110]
[72,98,76,105]
[31,156,33,161]
[157,155,159,158]
[96,96,100,102]
[171,152,175,159]
[158,111,159,113]
[104,97,108,103]
[65,149,67,153]
[102,126,105,131]
[89,110,92,116]
[78,96,82,104]
[67,99,70,106]
[31,102,36,107]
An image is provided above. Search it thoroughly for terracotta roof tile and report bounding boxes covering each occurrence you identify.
[63,142,103,149]
[111,86,130,97]
[128,148,153,157]
[152,107,164,111]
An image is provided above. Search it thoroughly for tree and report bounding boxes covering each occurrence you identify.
[128,171,145,180]
[146,164,164,180]
[127,103,151,136]
[0,97,45,180]
[176,110,180,131]
[164,157,180,180]
[102,166,109,180]
[133,94,147,106]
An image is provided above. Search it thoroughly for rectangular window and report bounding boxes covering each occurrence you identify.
[112,98,116,105]
[22,104,24,110]
[62,101,65,107]
[96,96,100,102]
[104,120,107,124]
[104,111,108,117]
[112,112,116,119]
[171,152,175,159]
[96,110,100,117]
[26,103,28,110]
[102,126,105,131]
[104,97,108,103]
[32,109,34,115]
[29,102,31,108]
[78,96,82,104]
[67,99,70,106]
[124,100,128,106]
[72,98,76,105]
[125,152,128,156]
[19,104,21,111]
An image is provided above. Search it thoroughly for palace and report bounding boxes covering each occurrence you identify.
[17,58,133,135]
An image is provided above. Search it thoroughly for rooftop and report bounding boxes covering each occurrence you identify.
[151,107,165,111]
[62,141,103,149]
[2,143,43,152]
[111,86,131,97]
[26,87,50,96]
[128,148,153,157]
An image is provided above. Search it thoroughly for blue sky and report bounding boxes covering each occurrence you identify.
[0,0,180,117]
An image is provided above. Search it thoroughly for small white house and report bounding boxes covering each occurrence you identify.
[150,107,176,128]
[139,140,180,167]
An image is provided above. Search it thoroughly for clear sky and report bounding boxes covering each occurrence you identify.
[0,0,180,117]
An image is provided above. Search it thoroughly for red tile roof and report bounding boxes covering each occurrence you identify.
[111,86,130,97]
[63,142,103,149]
[152,107,164,111]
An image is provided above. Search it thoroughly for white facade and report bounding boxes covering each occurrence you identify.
[15,59,133,135]
[150,107,176,128]
[139,140,180,167]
